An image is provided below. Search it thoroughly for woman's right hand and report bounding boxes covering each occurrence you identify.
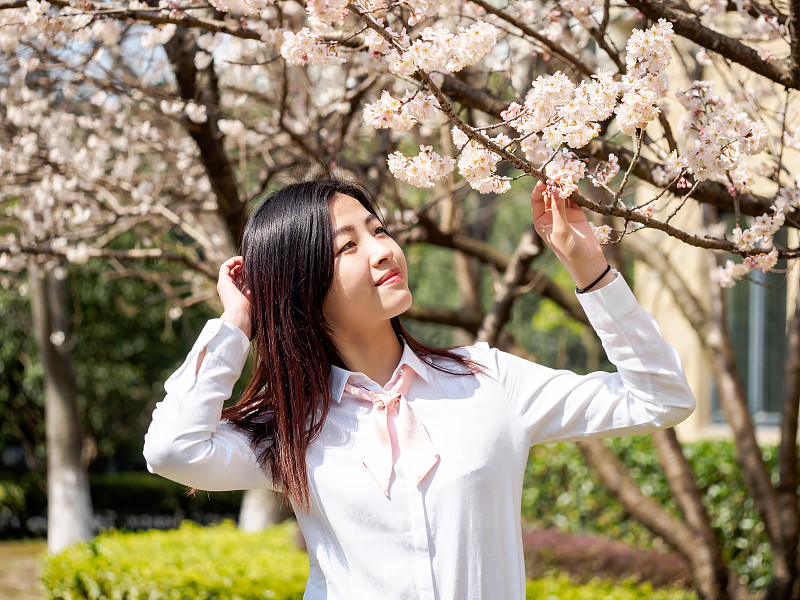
[218,256,252,340]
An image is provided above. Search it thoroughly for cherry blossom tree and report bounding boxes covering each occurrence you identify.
[1,0,799,596]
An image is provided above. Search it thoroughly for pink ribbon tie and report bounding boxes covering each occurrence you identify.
[344,367,439,497]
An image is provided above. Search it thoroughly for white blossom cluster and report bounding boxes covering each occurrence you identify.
[558,0,602,23]
[739,13,784,41]
[700,0,785,57]
[730,210,785,252]
[676,81,768,193]
[451,127,511,194]
[615,19,675,136]
[590,223,613,244]
[591,154,620,186]
[1,45,221,274]
[715,207,784,286]
[281,28,345,65]
[382,22,500,77]
[24,0,92,33]
[387,145,454,188]
[502,71,619,151]
[208,0,275,16]
[306,0,349,27]
[141,24,177,49]
[544,150,586,198]
[716,248,779,287]
[651,150,686,186]
[362,91,439,132]
[774,175,800,212]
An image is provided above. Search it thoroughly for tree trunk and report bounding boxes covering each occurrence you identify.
[238,489,293,532]
[29,260,94,554]
[577,438,737,599]
[652,428,733,599]
[765,268,800,600]
[705,253,792,590]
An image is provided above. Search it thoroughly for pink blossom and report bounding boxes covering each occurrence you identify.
[387,145,454,188]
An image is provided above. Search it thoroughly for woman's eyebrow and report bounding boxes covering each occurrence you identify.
[332,214,378,239]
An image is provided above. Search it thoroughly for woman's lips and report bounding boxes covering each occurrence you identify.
[376,270,402,286]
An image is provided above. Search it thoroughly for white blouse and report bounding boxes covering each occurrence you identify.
[143,274,695,600]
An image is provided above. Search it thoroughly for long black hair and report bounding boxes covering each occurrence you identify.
[222,179,481,510]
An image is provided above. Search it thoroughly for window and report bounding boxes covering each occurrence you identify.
[712,231,788,426]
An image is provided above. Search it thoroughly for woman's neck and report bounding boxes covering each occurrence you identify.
[332,321,404,387]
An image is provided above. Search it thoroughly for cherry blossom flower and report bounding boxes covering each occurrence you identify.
[592,154,619,186]
[591,223,613,244]
[716,260,752,287]
[544,149,586,197]
[184,101,208,124]
[141,24,177,49]
[451,127,511,194]
[194,51,213,70]
[207,0,275,16]
[387,22,499,77]
[745,248,779,272]
[281,28,345,65]
[363,91,439,132]
[676,81,767,192]
[615,20,675,136]
[387,145,454,188]
[306,0,349,27]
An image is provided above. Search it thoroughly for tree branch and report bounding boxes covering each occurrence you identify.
[1,244,217,279]
[163,22,246,245]
[467,0,595,77]
[476,227,541,345]
[625,0,797,88]
[651,429,731,599]
[577,438,703,560]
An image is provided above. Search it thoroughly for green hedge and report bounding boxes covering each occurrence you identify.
[41,521,308,600]
[0,471,242,537]
[523,435,790,591]
[42,521,695,599]
[525,574,695,599]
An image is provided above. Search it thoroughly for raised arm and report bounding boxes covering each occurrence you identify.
[143,257,270,491]
[492,180,697,445]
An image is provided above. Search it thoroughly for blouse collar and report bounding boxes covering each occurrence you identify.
[329,343,431,403]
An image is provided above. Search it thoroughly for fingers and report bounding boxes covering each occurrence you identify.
[551,189,570,231]
[530,180,547,221]
[219,256,243,281]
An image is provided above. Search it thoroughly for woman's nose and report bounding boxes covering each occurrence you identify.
[369,238,393,265]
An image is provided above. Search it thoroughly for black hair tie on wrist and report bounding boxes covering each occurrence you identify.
[576,264,611,294]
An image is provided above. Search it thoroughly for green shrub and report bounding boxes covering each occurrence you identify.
[41,521,308,600]
[0,480,25,513]
[1,471,243,537]
[523,435,793,591]
[90,471,243,517]
[41,520,695,600]
[525,573,696,599]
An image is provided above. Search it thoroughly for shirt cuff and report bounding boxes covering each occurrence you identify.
[192,318,251,366]
[574,271,638,327]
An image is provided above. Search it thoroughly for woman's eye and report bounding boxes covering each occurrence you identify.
[336,241,355,255]
[375,226,389,236]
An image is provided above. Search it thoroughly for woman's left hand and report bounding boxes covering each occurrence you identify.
[531,180,614,290]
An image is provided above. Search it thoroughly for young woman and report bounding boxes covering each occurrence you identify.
[144,178,695,599]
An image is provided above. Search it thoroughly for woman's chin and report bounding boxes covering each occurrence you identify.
[391,292,414,318]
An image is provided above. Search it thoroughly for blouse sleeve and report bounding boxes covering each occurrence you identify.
[488,274,696,447]
[143,319,272,491]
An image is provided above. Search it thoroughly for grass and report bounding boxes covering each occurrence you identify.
[0,539,47,600]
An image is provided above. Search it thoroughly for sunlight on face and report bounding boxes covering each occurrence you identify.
[322,193,412,336]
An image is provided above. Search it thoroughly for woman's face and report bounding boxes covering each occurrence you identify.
[322,193,412,335]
